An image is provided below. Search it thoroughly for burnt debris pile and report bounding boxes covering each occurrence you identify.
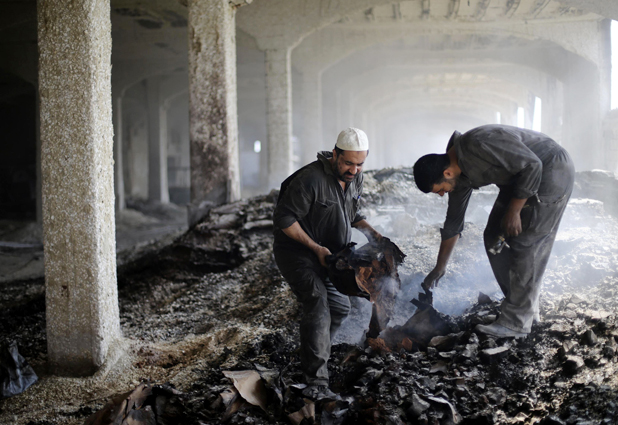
[2,169,618,425]
[175,289,618,425]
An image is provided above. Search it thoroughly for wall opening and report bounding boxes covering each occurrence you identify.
[517,106,525,128]
[0,74,37,220]
[532,96,542,132]
[610,21,618,109]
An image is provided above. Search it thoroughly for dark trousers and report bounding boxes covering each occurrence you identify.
[483,150,575,333]
[274,248,351,386]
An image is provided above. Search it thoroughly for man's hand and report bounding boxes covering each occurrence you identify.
[314,245,332,268]
[502,209,522,237]
[502,197,527,237]
[423,266,446,290]
[281,221,332,267]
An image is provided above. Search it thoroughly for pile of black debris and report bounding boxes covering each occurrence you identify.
[174,291,618,425]
[2,169,618,425]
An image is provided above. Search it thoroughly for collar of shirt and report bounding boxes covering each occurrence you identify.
[317,151,335,176]
[446,134,476,190]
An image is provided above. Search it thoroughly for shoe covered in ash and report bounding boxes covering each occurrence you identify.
[301,385,341,401]
[475,322,528,339]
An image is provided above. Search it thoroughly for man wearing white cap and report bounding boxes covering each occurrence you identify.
[273,127,382,400]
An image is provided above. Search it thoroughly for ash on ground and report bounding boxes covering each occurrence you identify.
[1,169,618,425]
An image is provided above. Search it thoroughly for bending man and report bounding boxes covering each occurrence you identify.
[273,127,382,400]
[413,124,574,338]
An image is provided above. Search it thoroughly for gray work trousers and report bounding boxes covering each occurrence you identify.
[483,150,575,333]
[274,248,351,386]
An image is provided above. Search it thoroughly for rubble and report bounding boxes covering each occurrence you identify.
[1,169,618,424]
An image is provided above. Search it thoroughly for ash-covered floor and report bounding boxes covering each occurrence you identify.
[1,169,618,425]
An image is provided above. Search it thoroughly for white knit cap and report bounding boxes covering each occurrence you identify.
[336,127,369,151]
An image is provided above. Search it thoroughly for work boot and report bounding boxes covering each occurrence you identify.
[475,323,528,339]
[301,385,341,401]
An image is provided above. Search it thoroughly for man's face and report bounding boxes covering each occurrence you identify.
[431,178,457,197]
[333,150,368,183]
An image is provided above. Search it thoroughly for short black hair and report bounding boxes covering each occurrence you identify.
[413,153,451,193]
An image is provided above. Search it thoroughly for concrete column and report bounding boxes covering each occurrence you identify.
[541,79,563,143]
[603,110,618,173]
[336,88,345,134]
[562,59,602,170]
[188,0,240,214]
[265,48,293,189]
[301,68,322,165]
[146,77,169,203]
[37,0,120,376]
[113,93,125,210]
[342,90,353,130]
[35,88,42,226]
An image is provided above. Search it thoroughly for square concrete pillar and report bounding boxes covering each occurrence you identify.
[188,0,241,211]
[265,48,294,189]
[38,0,120,376]
[113,93,126,211]
[301,69,322,166]
[146,77,169,204]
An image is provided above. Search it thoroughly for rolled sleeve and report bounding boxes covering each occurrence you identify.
[440,186,473,241]
[511,160,542,199]
[352,212,366,225]
[273,177,313,230]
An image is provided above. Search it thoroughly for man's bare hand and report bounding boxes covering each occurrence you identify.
[502,209,522,237]
[423,266,446,290]
[314,245,332,268]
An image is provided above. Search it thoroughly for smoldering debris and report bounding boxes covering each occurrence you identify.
[2,169,618,425]
[328,238,406,337]
[121,294,617,424]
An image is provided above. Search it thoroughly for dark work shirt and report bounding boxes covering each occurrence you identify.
[273,151,366,254]
[442,125,566,241]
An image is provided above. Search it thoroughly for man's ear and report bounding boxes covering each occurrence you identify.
[443,167,455,179]
[332,149,338,160]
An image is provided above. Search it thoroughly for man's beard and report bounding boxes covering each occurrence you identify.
[339,171,355,182]
[334,166,354,182]
[444,176,458,189]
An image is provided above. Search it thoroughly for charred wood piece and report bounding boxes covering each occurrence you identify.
[327,238,405,336]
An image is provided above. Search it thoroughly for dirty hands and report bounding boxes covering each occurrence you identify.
[423,266,446,290]
[314,245,333,268]
[502,210,522,237]
[502,197,527,237]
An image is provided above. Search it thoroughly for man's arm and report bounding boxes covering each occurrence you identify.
[423,234,459,289]
[352,219,382,243]
[503,197,528,237]
[425,187,471,289]
[281,221,332,267]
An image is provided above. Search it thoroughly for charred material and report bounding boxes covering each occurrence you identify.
[2,169,618,425]
[327,238,406,337]
[85,382,186,425]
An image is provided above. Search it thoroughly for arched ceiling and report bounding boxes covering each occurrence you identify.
[236,0,608,50]
[328,60,559,107]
